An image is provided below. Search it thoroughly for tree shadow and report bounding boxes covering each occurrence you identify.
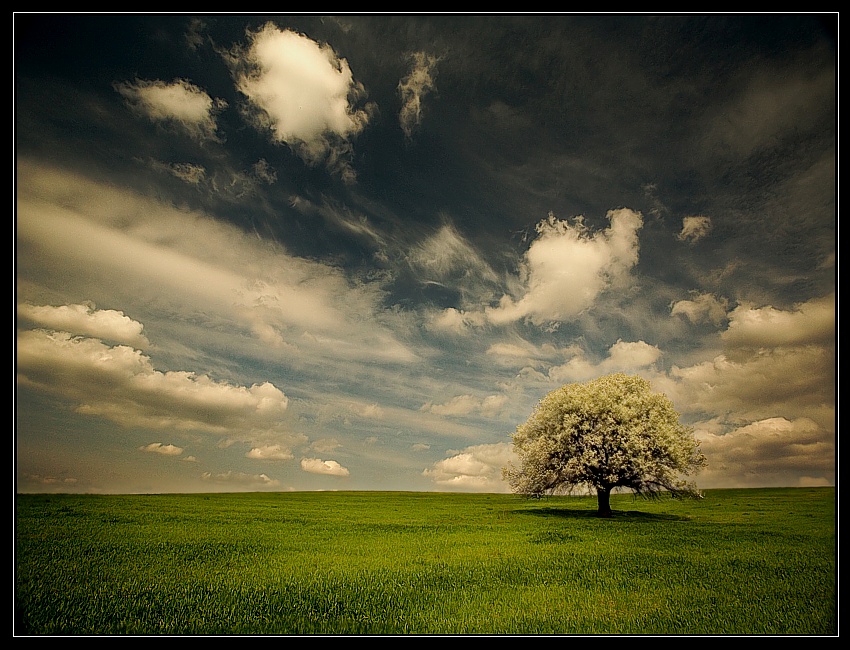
[517,507,687,522]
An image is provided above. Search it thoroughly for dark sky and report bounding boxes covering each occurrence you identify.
[15,14,836,494]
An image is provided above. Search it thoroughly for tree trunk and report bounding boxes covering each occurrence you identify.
[596,487,612,517]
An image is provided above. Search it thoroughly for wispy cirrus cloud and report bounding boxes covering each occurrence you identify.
[398,51,439,139]
[677,216,712,243]
[16,159,417,366]
[671,292,729,326]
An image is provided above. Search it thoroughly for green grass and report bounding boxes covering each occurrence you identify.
[15,488,836,635]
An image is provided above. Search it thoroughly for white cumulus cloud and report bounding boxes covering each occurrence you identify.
[722,293,835,348]
[246,444,295,460]
[423,442,514,492]
[16,328,289,436]
[230,23,372,179]
[694,417,834,488]
[422,394,509,419]
[17,302,150,348]
[547,339,662,383]
[140,442,184,456]
[486,209,643,326]
[301,458,350,476]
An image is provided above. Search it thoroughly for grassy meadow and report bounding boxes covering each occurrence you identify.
[15,487,836,635]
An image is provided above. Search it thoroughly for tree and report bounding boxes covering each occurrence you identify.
[503,373,706,517]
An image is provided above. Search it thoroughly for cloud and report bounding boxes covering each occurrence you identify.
[25,475,80,486]
[184,17,207,52]
[165,162,207,185]
[671,292,729,325]
[230,23,372,179]
[665,294,835,429]
[694,417,834,488]
[287,195,386,247]
[423,442,514,492]
[16,328,290,436]
[114,78,226,142]
[544,339,662,384]
[301,458,350,476]
[705,67,835,159]
[398,51,439,139]
[677,216,712,243]
[139,442,184,456]
[485,339,572,369]
[246,444,295,460]
[348,402,385,419]
[422,394,509,419]
[17,302,150,348]
[426,307,487,334]
[16,160,417,366]
[149,158,277,196]
[485,209,643,326]
[310,438,342,453]
[721,293,835,348]
[201,471,281,489]
[408,221,499,293]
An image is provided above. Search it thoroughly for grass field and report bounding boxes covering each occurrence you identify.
[15,487,836,635]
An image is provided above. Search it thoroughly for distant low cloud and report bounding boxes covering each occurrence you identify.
[114,78,227,142]
[422,394,508,419]
[398,51,439,139]
[695,417,834,488]
[301,458,350,476]
[17,302,150,348]
[246,444,295,460]
[229,23,373,181]
[348,402,385,419]
[310,438,342,453]
[16,328,290,435]
[664,293,835,431]
[423,442,514,492]
[140,442,184,456]
[677,216,712,243]
[486,209,643,326]
[201,471,281,489]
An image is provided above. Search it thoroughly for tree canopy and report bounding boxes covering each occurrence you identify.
[503,373,706,516]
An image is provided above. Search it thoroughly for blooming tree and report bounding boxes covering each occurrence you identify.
[503,373,706,517]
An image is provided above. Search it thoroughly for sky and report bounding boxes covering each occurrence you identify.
[15,14,836,495]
